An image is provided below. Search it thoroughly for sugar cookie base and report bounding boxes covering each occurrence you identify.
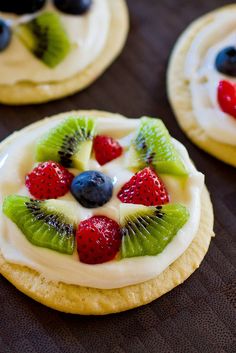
[0,110,215,315]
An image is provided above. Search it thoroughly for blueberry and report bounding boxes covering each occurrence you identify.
[215,46,236,76]
[54,0,92,15]
[71,171,113,208]
[0,20,11,52]
[0,0,46,15]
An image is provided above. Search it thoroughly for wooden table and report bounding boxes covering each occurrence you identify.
[0,1,235,352]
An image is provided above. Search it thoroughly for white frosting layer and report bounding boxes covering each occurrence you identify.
[0,0,110,84]
[185,11,236,146]
[0,116,204,289]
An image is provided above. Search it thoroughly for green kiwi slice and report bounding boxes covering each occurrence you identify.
[36,116,96,170]
[15,12,71,68]
[3,195,77,254]
[120,203,189,258]
[126,117,188,176]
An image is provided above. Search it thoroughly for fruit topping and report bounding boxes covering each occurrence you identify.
[126,117,187,176]
[15,12,71,68]
[3,195,77,254]
[71,171,113,208]
[54,0,92,15]
[93,135,123,166]
[215,47,236,77]
[117,167,169,206]
[25,161,74,200]
[217,80,236,119]
[36,116,96,170]
[76,216,121,264]
[0,0,46,15]
[0,19,12,52]
[120,203,189,258]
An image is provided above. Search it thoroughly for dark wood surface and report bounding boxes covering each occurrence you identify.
[0,1,235,352]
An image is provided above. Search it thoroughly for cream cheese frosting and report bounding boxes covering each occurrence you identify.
[0,116,204,289]
[185,12,236,146]
[0,0,110,84]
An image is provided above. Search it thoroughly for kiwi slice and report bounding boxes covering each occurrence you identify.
[15,11,71,68]
[126,117,188,176]
[3,195,77,254]
[36,116,96,170]
[120,203,189,258]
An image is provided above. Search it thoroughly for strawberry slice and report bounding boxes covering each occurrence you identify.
[117,167,169,206]
[76,216,121,264]
[93,135,123,165]
[217,80,236,119]
[25,161,74,199]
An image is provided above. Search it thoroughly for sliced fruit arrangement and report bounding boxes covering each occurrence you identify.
[54,0,92,15]
[0,1,93,55]
[120,203,189,258]
[2,116,191,264]
[117,167,169,206]
[26,161,74,200]
[0,19,12,52]
[76,216,121,264]
[15,12,71,68]
[36,116,96,170]
[0,0,46,15]
[93,135,123,166]
[126,117,187,176]
[71,171,113,208]
[3,195,77,254]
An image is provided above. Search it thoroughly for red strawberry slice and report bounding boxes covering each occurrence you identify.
[93,135,123,165]
[76,216,121,264]
[25,161,74,200]
[218,80,236,119]
[117,167,169,206]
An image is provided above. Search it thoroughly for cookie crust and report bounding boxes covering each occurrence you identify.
[0,0,129,105]
[0,110,214,315]
[167,4,236,167]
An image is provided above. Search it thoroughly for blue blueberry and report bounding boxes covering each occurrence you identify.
[0,20,11,52]
[0,0,46,14]
[71,171,113,208]
[54,0,92,15]
[215,46,236,76]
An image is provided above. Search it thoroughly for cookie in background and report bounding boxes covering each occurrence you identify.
[0,0,129,104]
[168,5,236,167]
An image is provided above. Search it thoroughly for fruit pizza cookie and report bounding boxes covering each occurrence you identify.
[168,5,236,167]
[0,0,128,104]
[0,111,214,314]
